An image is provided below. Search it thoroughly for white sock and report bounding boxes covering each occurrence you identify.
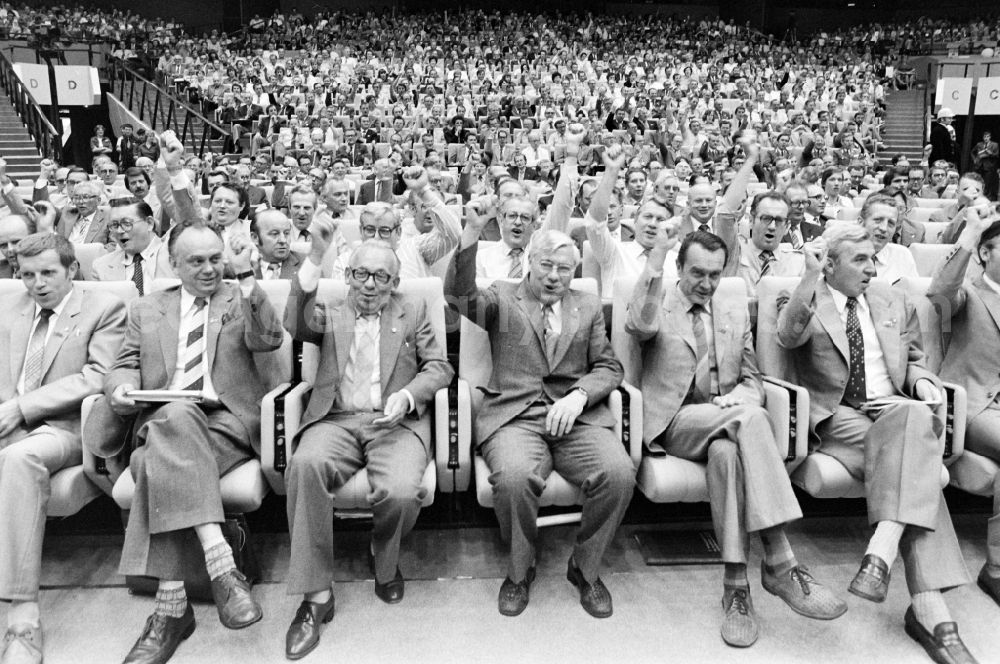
[865,520,905,569]
[912,590,952,632]
[7,601,40,628]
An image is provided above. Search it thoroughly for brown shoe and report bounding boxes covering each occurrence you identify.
[122,606,195,664]
[285,596,335,661]
[904,606,980,664]
[849,554,891,603]
[211,570,262,629]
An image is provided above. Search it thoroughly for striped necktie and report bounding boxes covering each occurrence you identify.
[22,309,54,393]
[509,248,524,279]
[346,315,378,411]
[758,250,775,280]
[131,253,145,296]
[179,297,208,391]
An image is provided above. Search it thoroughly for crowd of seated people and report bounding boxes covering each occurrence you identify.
[1,5,1000,664]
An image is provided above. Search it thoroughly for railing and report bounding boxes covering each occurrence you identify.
[0,50,60,161]
[106,56,231,157]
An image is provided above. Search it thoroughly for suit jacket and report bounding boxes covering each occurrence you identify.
[783,220,824,245]
[57,208,111,246]
[928,244,1000,420]
[356,179,393,205]
[247,185,269,207]
[284,276,453,453]
[102,282,283,455]
[626,275,763,443]
[777,280,938,432]
[508,166,538,182]
[253,251,303,280]
[0,288,126,438]
[446,243,623,444]
[89,236,176,282]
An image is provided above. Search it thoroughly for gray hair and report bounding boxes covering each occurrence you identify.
[822,221,871,261]
[528,229,581,267]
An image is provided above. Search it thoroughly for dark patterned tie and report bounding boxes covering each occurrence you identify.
[180,297,208,391]
[131,253,144,296]
[844,297,867,408]
[509,248,524,279]
[758,250,775,280]
[543,304,559,366]
[698,223,710,233]
[22,309,54,392]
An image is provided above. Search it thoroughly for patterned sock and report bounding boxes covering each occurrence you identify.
[912,590,952,633]
[723,563,749,588]
[154,584,188,619]
[760,526,798,576]
[865,520,905,569]
[7,601,40,628]
[205,542,237,581]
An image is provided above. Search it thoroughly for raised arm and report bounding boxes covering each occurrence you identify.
[625,224,677,341]
[541,122,586,234]
[403,166,462,265]
[584,141,626,266]
[777,238,826,349]
[928,205,993,312]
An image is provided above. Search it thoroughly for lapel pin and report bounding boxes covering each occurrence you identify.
[391,327,397,333]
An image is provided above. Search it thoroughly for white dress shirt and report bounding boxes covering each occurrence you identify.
[17,290,73,395]
[476,240,530,280]
[68,212,96,244]
[872,243,919,284]
[169,289,219,401]
[827,284,895,399]
[122,236,162,284]
[587,214,678,299]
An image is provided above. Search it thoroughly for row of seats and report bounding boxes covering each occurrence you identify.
[838,206,948,226]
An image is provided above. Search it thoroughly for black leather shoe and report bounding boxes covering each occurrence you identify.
[123,604,195,664]
[566,558,613,619]
[374,568,405,604]
[904,606,980,664]
[285,596,336,661]
[849,554,890,603]
[977,565,1000,608]
[211,570,263,629]
[498,567,536,617]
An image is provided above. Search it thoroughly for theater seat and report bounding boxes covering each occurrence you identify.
[0,279,141,518]
[611,276,807,504]
[457,277,641,523]
[909,243,954,277]
[920,221,950,244]
[73,242,107,279]
[112,458,269,513]
[260,277,460,512]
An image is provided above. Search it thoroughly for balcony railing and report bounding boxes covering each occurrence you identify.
[0,51,61,161]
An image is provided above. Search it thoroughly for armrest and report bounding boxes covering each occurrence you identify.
[260,381,310,495]
[941,382,967,463]
[762,375,810,470]
[80,394,128,496]
[608,382,643,468]
[436,378,472,493]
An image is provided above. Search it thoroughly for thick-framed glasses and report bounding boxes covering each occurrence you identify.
[361,223,399,239]
[348,267,393,285]
[503,212,534,223]
[71,194,98,202]
[109,218,145,232]
[756,215,788,226]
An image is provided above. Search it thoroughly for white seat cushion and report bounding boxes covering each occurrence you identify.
[793,452,950,499]
[636,457,710,503]
[333,462,436,509]
[112,459,269,513]
[949,451,1000,497]
[47,466,102,518]
[474,456,583,507]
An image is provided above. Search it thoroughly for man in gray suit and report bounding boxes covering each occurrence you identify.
[778,223,977,664]
[0,233,126,664]
[282,229,452,659]
[90,201,175,292]
[102,223,283,664]
[627,229,845,648]
[55,180,111,248]
[250,209,302,280]
[446,225,635,619]
[928,207,1000,609]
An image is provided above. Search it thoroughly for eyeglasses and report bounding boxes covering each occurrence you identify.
[348,267,393,284]
[788,199,809,207]
[71,194,98,201]
[756,214,788,226]
[109,218,146,232]
[361,224,400,239]
[503,212,534,223]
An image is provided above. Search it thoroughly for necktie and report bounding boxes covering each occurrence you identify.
[131,253,145,296]
[300,229,310,241]
[348,315,378,411]
[180,297,208,391]
[509,248,524,279]
[758,250,775,280]
[698,223,710,233]
[22,309,54,392]
[267,262,281,280]
[543,304,559,366]
[375,181,382,201]
[844,297,867,408]
[790,228,804,249]
[690,304,712,403]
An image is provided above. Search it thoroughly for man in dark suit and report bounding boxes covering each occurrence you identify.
[0,234,126,664]
[508,153,537,182]
[627,230,845,647]
[250,209,302,280]
[783,183,825,248]
[356,159,395,205]
[282,231,452,659]
[102,223,283,664]
[235,166,269,208]
[778,223,977,664]
[929,108,957,168]
[446,225,635,619]
[928,208,1000,609]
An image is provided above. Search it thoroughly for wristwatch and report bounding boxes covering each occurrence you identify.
[235,270,255,280]
[575,387,589,401]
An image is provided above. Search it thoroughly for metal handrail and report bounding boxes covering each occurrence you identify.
[0,51,60,161]
[107,56,232,157]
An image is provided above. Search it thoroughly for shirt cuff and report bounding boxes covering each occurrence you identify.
[298,257,322,291]
[169,170,191,191]
[400,388,415,413]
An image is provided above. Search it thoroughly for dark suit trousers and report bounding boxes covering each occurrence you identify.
[817,402,969,593]
[286,412,427,594]
[119,401,252,579]
[481,404,635,583]
[965,404,1000,567]
[662,404,802,564]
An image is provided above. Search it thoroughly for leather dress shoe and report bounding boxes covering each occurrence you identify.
[211,570,263,629]
[566,558,613,618]
[762,563,847,620]
[720,587,759,648]
[498,567,536,617]
[285,596,336,661]
[904,606,980,664]
[122,604,195,664]
[1,623,43,664]
[976,565,1000,608]
[374,568,405,604]
[849,554,890,603]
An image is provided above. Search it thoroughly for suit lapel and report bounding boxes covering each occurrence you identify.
[711,295,735,375]
[666,287,697,354]
[157,289,181,378]
[85,210,105,243]
[332,302,355,376]
[206,287,233,372]
[866,288,901,382]
[814,282,850,363]
[515,282,547,365]
[40,289,82,378]
[9,297,34,385]
[973,278,1000,333]
[550,293,581,369]
[379,298,405,398]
